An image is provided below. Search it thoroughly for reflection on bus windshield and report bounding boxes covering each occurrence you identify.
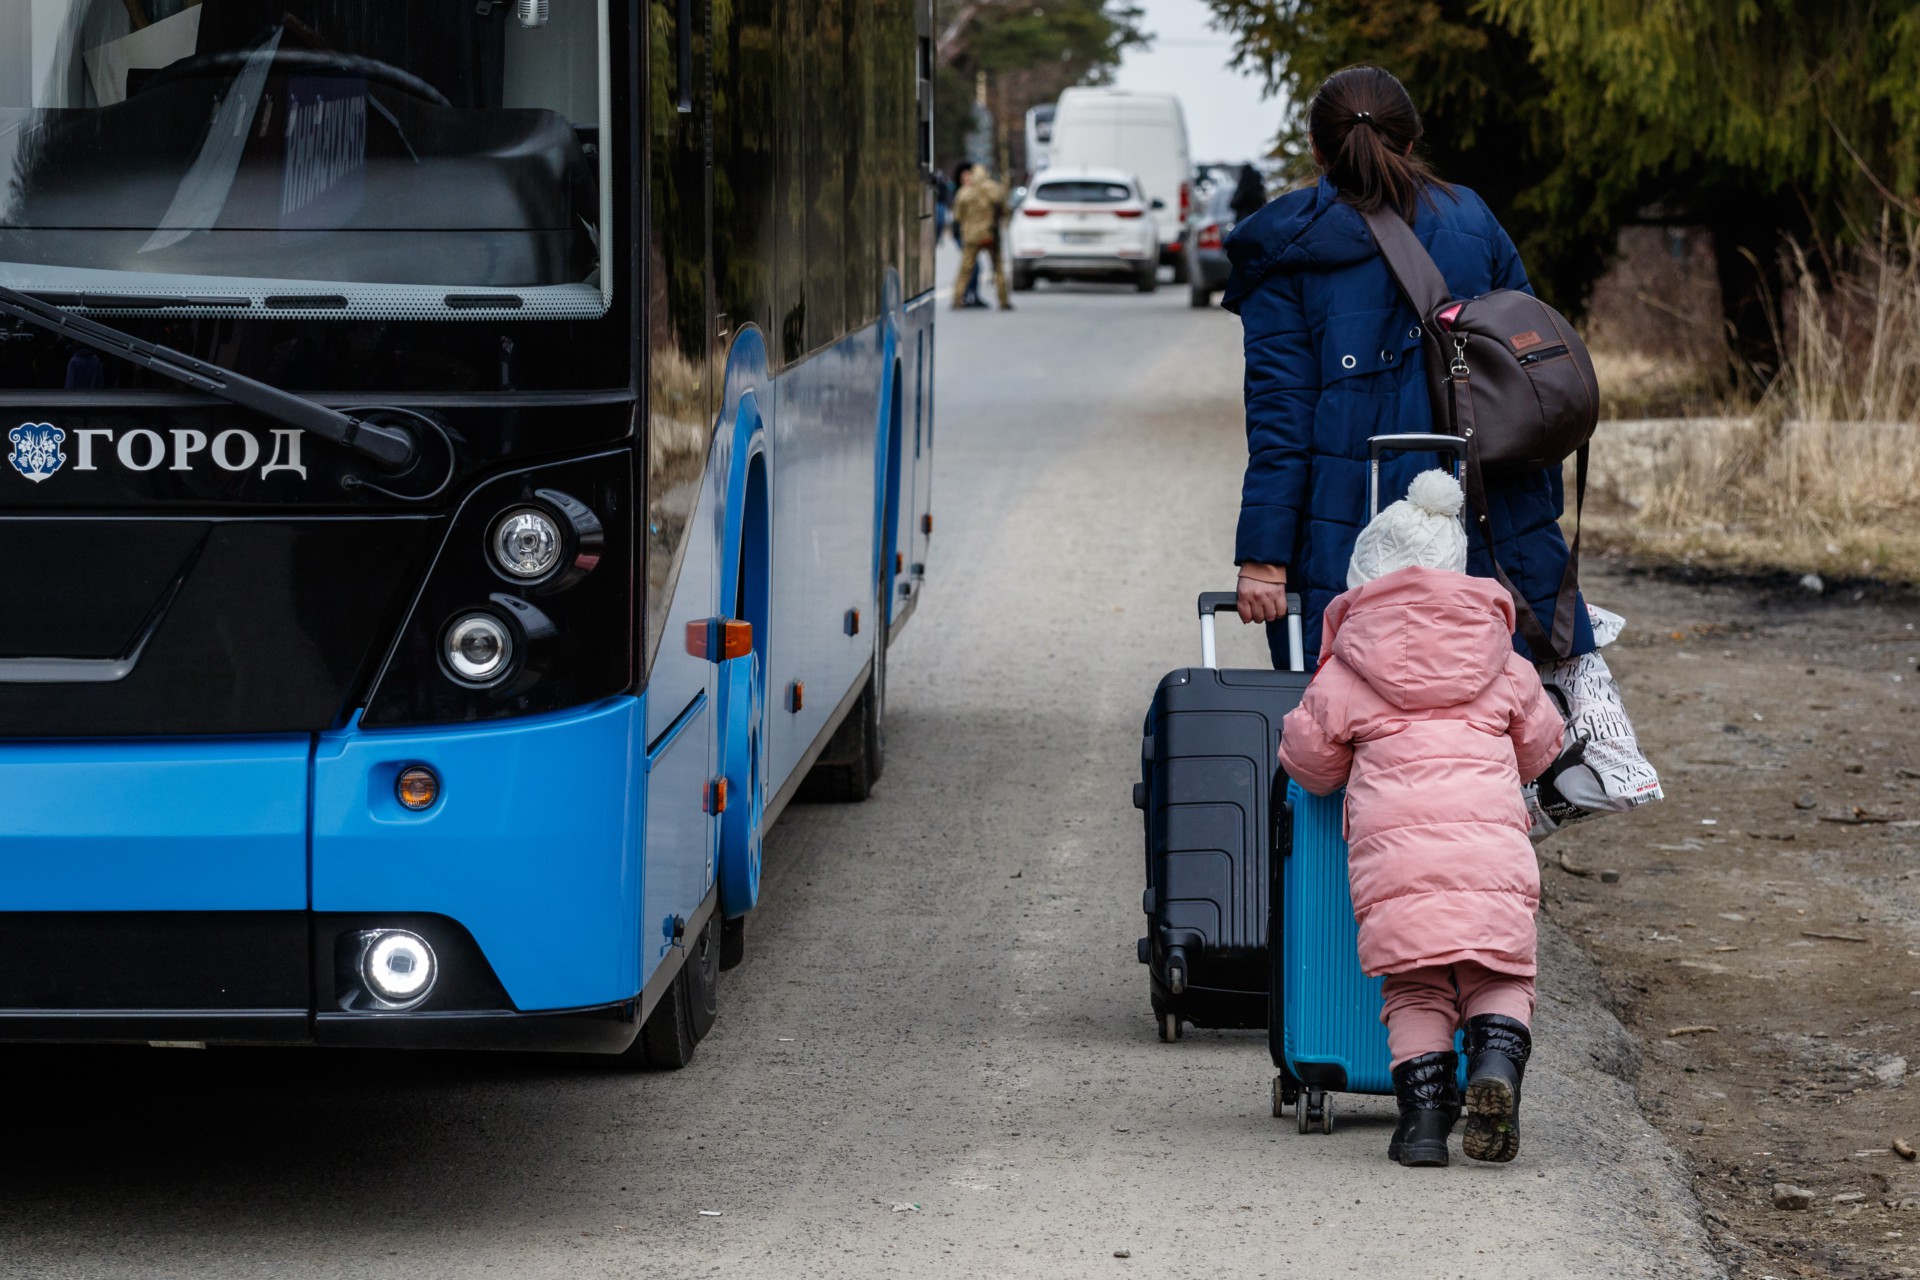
[0,0,611,318]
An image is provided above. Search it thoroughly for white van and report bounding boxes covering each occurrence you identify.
[1046,89,1193,277]
[1024,103,1057,176]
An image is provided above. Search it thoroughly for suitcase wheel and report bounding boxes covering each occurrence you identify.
[1158,1012,1182,1043]
[1296,1087,1333,1135]
[1271,1073,1299,1118]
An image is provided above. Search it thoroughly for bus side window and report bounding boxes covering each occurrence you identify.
[676,0,693,113]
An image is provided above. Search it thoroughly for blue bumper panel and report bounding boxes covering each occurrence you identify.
[0,737,309,910]
[311,697,644,1013]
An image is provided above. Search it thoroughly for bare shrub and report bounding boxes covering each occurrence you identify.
[1771,212,1920,429]
[1584,226,1728,418]
[1592,211,1920,581]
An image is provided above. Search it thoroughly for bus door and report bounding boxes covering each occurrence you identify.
[642,0,719,984]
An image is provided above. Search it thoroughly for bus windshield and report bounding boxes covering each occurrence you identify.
[0,0,611,321]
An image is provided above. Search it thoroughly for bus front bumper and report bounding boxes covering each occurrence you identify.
[0,697,671,1052]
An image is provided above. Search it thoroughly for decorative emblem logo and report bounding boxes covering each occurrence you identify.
[7,423,66,483]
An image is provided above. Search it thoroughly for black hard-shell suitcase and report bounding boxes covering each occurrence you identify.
[1134,591,1307,1041]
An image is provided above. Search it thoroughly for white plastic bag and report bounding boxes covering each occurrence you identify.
[1524,605,1664,842]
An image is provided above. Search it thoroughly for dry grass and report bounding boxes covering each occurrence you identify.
[1586,212,1920,584]
[1590,349,1726,420]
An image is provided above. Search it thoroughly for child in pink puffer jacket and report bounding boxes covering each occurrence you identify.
[1279,470,1565,1168]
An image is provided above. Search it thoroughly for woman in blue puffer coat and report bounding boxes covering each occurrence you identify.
[1226,65,1593,668]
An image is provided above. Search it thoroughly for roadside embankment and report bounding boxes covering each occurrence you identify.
[1584,417,1920,588]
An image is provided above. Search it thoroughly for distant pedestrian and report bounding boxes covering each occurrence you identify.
[1278,471,1564,1168]
[951,164,1012,312]
[1225,64,1595,1163]
[1228,163,1267,224]
[934,170,954,241]
[950,162,981,308]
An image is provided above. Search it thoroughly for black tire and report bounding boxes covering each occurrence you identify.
[624,921,720,1068]
[1189,284,1211,308]
[1171,250,1191,285]
[1134,263,1158,294]
[720,915,747,971]
[683,920,720,1042]
[1012,266,1035,292]
[631,969,696,1069]
[795,628,886,802]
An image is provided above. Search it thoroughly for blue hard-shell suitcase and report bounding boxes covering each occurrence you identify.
[1269,783,1385,1128]
[1268,789,1469,1130]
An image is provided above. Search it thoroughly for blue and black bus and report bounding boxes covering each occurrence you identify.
[0,0,936,1065]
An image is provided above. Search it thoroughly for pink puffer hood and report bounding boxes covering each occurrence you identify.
[1322,566,1518,711]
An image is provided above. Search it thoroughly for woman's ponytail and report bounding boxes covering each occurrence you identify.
[1308,66,1450,223]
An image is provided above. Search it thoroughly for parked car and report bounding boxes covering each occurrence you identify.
[1009,169,1161,293]
[1047,89,1193,281]
[1186,183,1240,308]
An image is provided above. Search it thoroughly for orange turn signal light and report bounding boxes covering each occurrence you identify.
[788,680,805,712]
[845,608,861,637]
[396,766,440,811]
[686,617,754,662]
[704,778,729,815]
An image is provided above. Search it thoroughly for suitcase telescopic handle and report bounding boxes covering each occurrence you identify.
[1196,591,1305,673]
[1367,432,1465,520]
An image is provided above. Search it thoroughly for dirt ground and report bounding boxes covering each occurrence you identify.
[1550,558,1920,1279]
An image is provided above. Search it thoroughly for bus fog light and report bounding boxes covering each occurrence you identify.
[362,931,436,1004]
[491,507,563,580]
[444,613,512,683]
[395,766,440,811]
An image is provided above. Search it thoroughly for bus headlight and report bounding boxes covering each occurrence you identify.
[361,930,437,1005]
[443,612,513,684]
[491,506,564,580]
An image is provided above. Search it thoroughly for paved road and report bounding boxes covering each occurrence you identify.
[2,271,1723,1279]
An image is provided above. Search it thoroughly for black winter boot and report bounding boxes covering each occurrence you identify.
[1387,1051,1460,1167]
[1462,1015,1532,1163]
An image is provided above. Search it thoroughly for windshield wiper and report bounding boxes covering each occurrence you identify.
[0,283,415,468]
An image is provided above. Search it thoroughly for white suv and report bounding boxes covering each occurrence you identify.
[1008,168,1161,293]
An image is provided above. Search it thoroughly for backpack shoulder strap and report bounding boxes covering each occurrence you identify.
[1359,205,1453,319]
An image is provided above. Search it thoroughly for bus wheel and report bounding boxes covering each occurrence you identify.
[720,915,747,971]
[683,920,720,1042]
[631,973,694,1069]
[796,628,886,802]
[629,921,720,1068]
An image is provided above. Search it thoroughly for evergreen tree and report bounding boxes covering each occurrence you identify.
[1206,0,1920,381]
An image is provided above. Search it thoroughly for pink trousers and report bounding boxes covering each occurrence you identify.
[1380,962,1535,1067]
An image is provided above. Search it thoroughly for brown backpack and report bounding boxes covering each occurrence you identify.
[1361,206,1599,660]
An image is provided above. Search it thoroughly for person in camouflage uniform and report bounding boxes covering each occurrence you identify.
[951,164,1012,311]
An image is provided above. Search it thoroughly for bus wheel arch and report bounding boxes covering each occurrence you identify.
[719,444,771,929]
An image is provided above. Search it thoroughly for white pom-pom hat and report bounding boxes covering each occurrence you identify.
[1346,469,1469,588]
